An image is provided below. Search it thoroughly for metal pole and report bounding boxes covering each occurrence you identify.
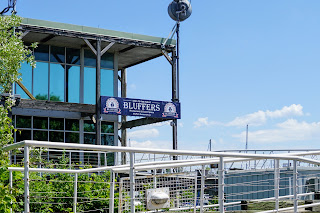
[176,22,180,101]
[10,170,12,213]
[274,159,280,211]
[172,47,178,160]
[130,152,135,213]
[200,164,205,213]
[121,68,127,165]
[24,145,30,213]
[246,124,248,170]
[96,38,102,146]
[98,152,101,168]
[109,171,115,213]
[293,160,298,213]
[194,171,198,213]
[245,124,248,151]
[104,153,107,166]
[219,156,225,213]
[73,173,78,213]
[153,169,157,189]
[69,151,72,169]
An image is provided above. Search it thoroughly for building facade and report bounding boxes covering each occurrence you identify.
[11,18,176,166]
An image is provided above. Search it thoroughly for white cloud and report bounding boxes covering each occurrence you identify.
[193,117,221,128]
[194,104,304,128]
[232,119,320,143]
[227,104,304,127]
[128,128,159,139]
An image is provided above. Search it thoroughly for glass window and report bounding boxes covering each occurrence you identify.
[84,120,95,132]
[101,122,114,133]
[49,131,64,142]
[66,48,80,65]
[101,53,113,69]
[16,116,31,128]
[49,118,64,130]
[16,129,31,142]
[84,49,96,67]
[66,65,80,103]
[101,69,113,96]
[34,44,49,61]
[65,132,79,143]
[84,67,96,104]
[107,153,114,166]
[33,117,48,129]
[50,46,65,63]
[16,62,32,99]
[33,62,49,100]
[101,135,114,146]
[50,63,65,102]
[84,133,95,144]
[33,130,48,141]
[65,119,79,131]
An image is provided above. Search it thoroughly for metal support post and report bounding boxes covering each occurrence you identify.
[10,170,12,213]
[176,22,180,100]
[24,145,30,213]
[73,173,78,213]
[130,152,135,213]
[219,156,225,213]
[293,160,298,213]
[200,164,205,213]
[98,152,101,167]
[172,49,178,160]
[153,169,157,189]
[109,171,115,213]
[194,172,198,213]
[104,153,107,166]
[121,68,127,165]
[274,159,280,212]
[96,38,102,146]
[69,151,72,169]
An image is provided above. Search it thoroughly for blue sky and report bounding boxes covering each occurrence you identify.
[5,0,320,151]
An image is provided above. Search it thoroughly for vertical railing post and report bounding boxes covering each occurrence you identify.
[10,170,12,213]
[104,153,107,166]
[98,152,101,167]
[194,171,198,213]
[274,159,280,212]
[109,171,115,213]
[73,173,78,213]
[219,156,225,213]
[293,160,298,213]
[130,152,135,213]
[24,145,30,213]
[153,169,157,189]
[69,151,72,169]
[200,164,205,213]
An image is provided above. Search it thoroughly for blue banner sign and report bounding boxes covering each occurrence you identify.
[101,96,181,119]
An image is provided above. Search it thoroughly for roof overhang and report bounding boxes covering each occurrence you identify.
[19,18,176,70]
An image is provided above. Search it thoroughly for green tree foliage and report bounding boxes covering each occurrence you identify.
[0,15,35,93]
[0,14,36,212]
[12,152,115,212]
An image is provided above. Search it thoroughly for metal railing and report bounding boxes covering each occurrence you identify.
[4,140,320,213]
